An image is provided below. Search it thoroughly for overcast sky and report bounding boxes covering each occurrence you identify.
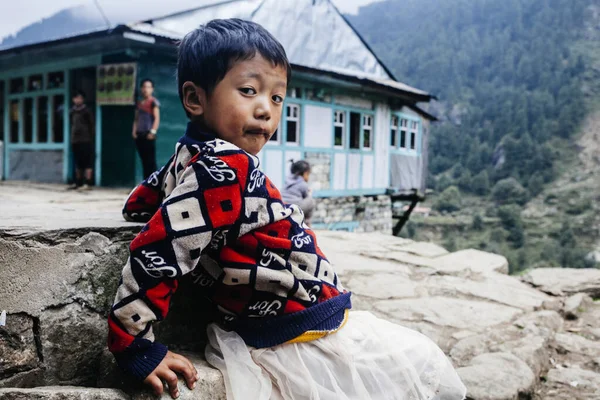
[0,0,379,41]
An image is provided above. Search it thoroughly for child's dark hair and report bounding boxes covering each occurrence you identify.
[73,90,86,98]
[290,160,311,176]
[177,18,292,105]
[140,78,154,87]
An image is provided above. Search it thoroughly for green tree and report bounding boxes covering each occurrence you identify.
[472,170,491,195]
[433,186,461,213]
[492,178,529,205]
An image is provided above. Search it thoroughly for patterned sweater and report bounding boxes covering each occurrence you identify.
[109,123,351,381]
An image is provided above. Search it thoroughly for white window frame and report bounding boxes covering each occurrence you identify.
[399,118,408,149]
[409,120,419,151]
[334,110,345,149]
[285,103,300,145]
[362,114,373,150]
[390,115,398,148]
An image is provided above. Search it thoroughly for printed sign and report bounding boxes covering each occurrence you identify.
[96,63,137,105]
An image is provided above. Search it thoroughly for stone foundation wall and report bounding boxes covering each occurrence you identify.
[304,152,330,191]
[312,194,393,234]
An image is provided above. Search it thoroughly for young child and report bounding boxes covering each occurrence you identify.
[110,19,466,400]
[68,90,94,190]
[281,160,315,225]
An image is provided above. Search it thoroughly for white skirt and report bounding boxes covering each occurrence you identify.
[205,311,467,400]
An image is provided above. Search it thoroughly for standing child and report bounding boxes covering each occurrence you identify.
[111,19,466,400]
[132,78,160,180]
[69,90,94,190]
[281,160,315,226]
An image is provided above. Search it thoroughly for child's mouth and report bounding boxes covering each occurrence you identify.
[245,129,269,140]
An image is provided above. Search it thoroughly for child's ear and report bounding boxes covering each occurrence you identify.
[182,82,206,117]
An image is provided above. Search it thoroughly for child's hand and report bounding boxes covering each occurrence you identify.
[143,351,199,399]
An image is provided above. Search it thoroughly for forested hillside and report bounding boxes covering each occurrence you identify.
[350,0,600,272]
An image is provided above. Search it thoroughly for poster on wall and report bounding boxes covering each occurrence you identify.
[96,63,137,105]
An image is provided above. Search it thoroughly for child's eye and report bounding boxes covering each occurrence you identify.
[272,95,284,104]
[239,88,256,95]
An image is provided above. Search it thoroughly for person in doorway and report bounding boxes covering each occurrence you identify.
[132,78,160,179]
[282,159,315,226]
[68,90,94,190]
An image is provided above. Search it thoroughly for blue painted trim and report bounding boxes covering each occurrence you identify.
[0,55,101,80]
[95,105,102,185]
[6,143,64,150]
[32,97,38,143]
[62,69,70,183]
[7,88,65,100]
[46,92,52,143]
[390,111,422,157]
[3,80,8,179]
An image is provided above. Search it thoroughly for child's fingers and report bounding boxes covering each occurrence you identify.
[159,369,179,399]
[173,353,199,381]
[167,356,197,390]
[144,374,164,397]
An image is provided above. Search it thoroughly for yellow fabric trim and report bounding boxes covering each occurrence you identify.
[285,309,350,344]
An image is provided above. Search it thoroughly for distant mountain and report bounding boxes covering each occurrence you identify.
[0,5,106,50]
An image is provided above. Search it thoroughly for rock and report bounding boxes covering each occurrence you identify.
[423,273,551,311]
[429,249,509,275]
[554,333,600,371]
[0,387,130,400]
[374,297,522,331]
[538,367,600,400]
[394,241,449,258]
[563,293,594,320]
[0,313,39,380]
[0,368,44,389]
[450,325,551,376]
[514,310,564,338]
[457,352,535,400]
[522,268,600,298]
[132,353,225,400]
[63,233,111,256]
[39,303,107,386]
[343,272,418,300]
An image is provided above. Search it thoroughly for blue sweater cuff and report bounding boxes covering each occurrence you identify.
[114,341,168,381]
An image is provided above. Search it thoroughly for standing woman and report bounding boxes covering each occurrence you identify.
[132,78,160,179]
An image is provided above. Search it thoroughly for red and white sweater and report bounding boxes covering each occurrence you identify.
[109,123,351,380]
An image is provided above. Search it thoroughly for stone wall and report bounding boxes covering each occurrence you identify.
[312,194,393,233]
[304,152,330,191]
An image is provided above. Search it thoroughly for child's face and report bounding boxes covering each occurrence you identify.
[72,95,84,106]
[302,170,310,182]
[193,54,287,155]
[141,82,154,98]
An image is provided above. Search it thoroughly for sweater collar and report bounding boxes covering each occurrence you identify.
[185,121,217,142]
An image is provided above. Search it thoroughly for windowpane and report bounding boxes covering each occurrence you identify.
[0,81,4,142]
[400,119,408,128]
[286,120,297,143]
[52,95,65,143]
[28,75,43,91]
[390,128,397,147]
[349,112,360,149]
[410,132,416,150]
[47,72,65,89]
[10,100,19,143]
[400,130,407,148]
[24,98,33,143]
[10,78,24,94]
[335,126,344,146]
[38,96,48,142]
[411,121,418,130]
[363,129,371,149]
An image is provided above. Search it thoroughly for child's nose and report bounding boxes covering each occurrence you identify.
[254,99,272,121]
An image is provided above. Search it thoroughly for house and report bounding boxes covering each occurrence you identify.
[0,0,434,232]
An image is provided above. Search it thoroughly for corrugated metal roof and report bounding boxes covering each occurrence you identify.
[130,0,393,81]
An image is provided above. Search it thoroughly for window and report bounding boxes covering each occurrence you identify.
[10,100,19,143]
[285,103,300,144]
[24,98,33,143]
[10,78,24,94]
[390,116,398,147]
[399,118,408,149]
[306,88,331,103]
[51,95,65,143]
[37,96,48,142]
[0,81,4,142]
[349,112,361,149]
[47,71,65,89]
[410,121,419,150]
[334,110,345,147]
[28,75,43,92]
[362,114,373,149]
[287,87,301,99]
